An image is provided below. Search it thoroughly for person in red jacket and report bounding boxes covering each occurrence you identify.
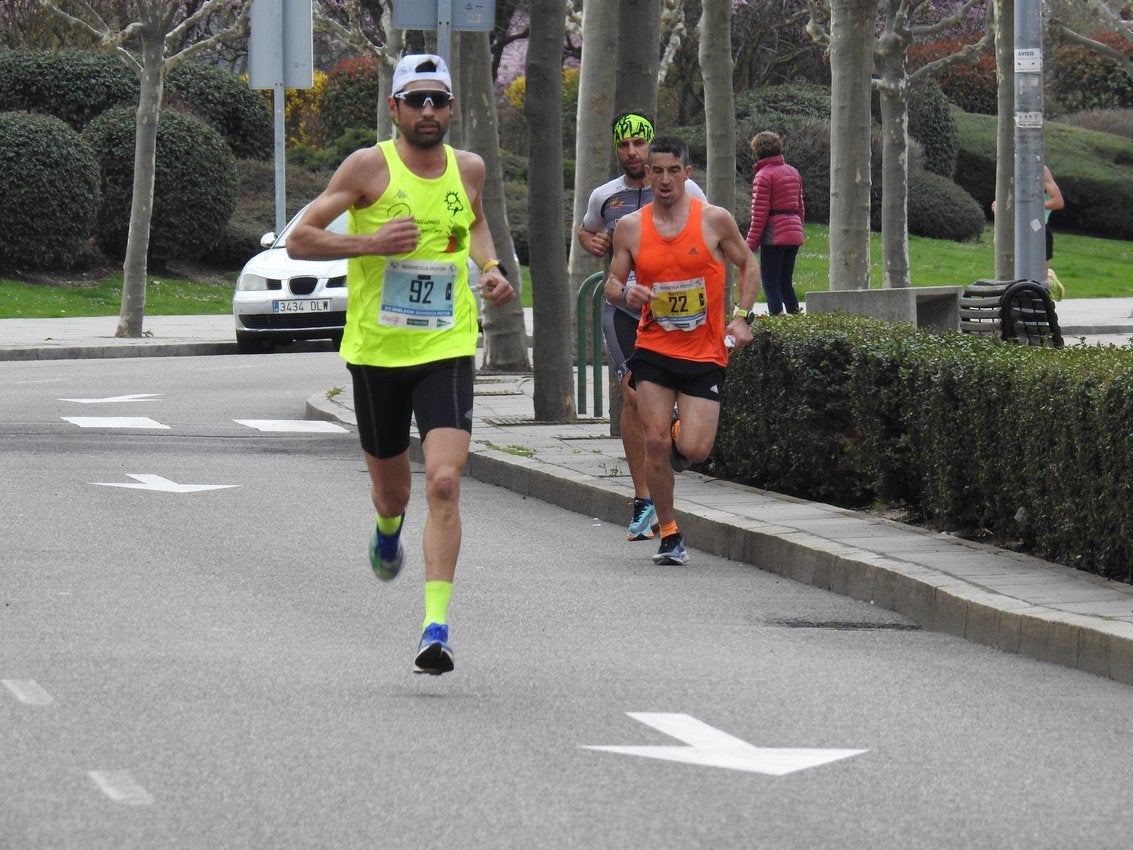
[745,131,805,315]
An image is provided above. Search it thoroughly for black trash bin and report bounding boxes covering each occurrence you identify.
[959,278,1063,348]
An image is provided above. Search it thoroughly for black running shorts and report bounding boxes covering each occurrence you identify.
[628,348,726,402]
[348,356,474,459]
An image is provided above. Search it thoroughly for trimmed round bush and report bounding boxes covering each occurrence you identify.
[909,39,997,115]
[319,56,383,142]
[0,111,101,269]
[166,61,273,160]
[908,78,958,178]
[83,106,236,263]
[735,83,832,178]
[906,170,985,242]
[1052,33,1133,113]
[0,49,137,130]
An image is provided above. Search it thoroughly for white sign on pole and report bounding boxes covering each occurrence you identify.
[248,0,314,90]
[1014,47,1042,74]
[392,0,495,32]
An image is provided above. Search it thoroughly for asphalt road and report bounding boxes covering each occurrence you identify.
[3,353,1133,849]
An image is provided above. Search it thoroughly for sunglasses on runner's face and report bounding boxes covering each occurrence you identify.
[394,90,452,109]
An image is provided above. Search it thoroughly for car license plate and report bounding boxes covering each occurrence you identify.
[273,299,330,314]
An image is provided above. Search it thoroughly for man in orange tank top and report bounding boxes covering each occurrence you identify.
[603,136,761,566]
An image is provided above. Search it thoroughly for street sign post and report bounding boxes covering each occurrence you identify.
[249,0,314,234]
[1014,0,1045,285]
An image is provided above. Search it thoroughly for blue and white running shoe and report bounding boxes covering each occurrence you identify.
[413,623,455,675]
[627,498,658,541]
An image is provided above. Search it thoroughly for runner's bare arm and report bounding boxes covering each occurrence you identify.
[286,147,419,260]
[459,151,515,306]
[604,213,642,307]
[707,205,761,347]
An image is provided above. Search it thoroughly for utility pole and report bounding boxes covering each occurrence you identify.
[1014,0,1045,284]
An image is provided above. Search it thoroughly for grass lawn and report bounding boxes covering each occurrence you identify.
[2,225,1131,319]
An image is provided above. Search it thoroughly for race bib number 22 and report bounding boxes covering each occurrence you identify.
[651,277,707,331]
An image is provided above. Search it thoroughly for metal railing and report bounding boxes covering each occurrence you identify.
[575,271,606,416]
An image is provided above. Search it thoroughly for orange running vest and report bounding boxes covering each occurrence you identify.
[635,198,729,367]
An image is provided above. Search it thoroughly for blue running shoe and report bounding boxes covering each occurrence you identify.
[368,516,404,582]
[413,623,454,675]
[652,531,690,565]
[627,498,657,541]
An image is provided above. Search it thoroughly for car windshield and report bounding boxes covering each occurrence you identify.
[273,206,349,249]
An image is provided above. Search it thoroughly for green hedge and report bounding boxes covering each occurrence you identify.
[166,62,272,160]
[712,314,1133,583]
[0,111,101,269]
[83,106,236,263]
[0,49,137,129]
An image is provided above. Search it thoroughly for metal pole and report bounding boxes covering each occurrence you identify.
[1014,0,1044,284]
[272,0,286,235]
[437,0,453,143]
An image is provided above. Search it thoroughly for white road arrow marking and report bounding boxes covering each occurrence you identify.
[59,393,162,403]
[583,713,867,776]
[88,771,153,805]
[1,679,54,705]
[62,416,169,429]
[93,474,238,493]
[234,419,348,433]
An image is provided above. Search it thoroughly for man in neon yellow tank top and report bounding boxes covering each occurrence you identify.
[288,54,515,675]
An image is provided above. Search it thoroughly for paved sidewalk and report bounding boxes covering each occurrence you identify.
[4,300,1133,686]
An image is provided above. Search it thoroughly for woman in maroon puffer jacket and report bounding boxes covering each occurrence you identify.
[745,131,805,315]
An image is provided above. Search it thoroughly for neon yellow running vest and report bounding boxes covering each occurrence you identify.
[340,139,478,367]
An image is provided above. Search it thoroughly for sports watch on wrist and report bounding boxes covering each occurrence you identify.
[732,304,756,325]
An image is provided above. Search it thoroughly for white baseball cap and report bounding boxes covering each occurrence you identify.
[391,54,452,95]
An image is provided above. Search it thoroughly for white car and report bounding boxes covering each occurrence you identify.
[232,205,349,353]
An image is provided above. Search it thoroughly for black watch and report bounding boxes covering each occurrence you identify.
[733,305,755,325]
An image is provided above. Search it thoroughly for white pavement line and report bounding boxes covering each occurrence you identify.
[234,419,348,433]
[62,417,170,430]
[88,771,154,805]
[1,679,54,705]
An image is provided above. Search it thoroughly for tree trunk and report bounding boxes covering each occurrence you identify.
[526,0,575,420]
[699,0,735,212]
[993,0,1015,280]
[461,30,530,372]
[116,25,165,338]
[876,22,911,289]
[568,0,616,294]
[377,10,400,142]
[569,0,618,428]
[699,0,737,309]
[615,0,661,116]
[828,0,878,291]
[605,0,662,430]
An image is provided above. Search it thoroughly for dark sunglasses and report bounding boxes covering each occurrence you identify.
[394,90,452,109]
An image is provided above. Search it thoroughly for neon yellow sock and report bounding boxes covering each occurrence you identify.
[376,512,402,536]
[423,581,453,630]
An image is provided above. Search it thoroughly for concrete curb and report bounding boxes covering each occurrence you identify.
[0,342,240,361]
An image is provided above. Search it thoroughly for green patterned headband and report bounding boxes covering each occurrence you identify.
[612,113,655,147]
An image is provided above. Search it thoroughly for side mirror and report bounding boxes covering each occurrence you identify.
[260,232,276,249]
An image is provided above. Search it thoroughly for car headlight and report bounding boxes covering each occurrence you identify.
[236,273,269,292]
